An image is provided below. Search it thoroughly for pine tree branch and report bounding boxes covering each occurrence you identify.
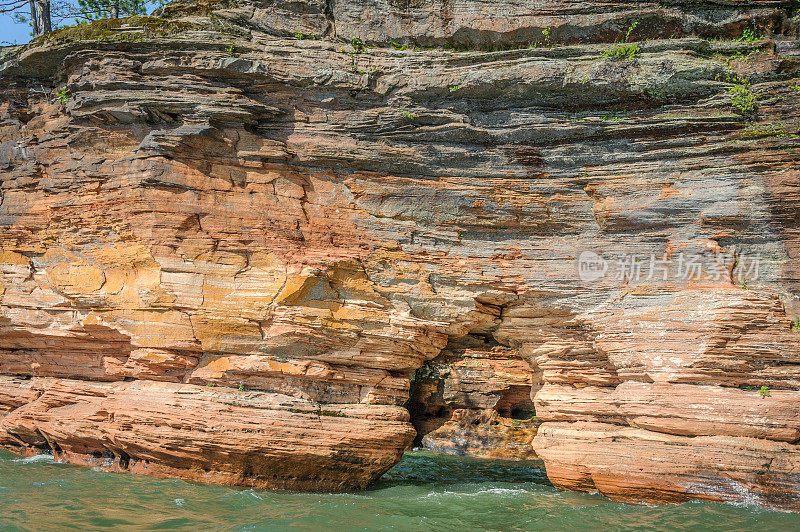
[0,0,31,13]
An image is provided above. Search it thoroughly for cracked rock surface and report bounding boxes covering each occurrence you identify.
[0,0,800,508]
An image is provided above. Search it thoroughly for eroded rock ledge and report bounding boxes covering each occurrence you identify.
[1,0,799,509]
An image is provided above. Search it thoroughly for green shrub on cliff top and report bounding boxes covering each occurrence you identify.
[350,38,365,54]
[601,43,640,60]
[736,28,761,43]
[601,21,640,60]
[529,26,552,48]
[728,82,756,116]
[54,87,70,105]
[624,21,639,41]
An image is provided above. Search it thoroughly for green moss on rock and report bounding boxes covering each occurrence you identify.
[39,16,196,46]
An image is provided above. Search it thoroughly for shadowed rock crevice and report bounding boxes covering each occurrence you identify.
[494,385,536,420]
[407,333,542,460]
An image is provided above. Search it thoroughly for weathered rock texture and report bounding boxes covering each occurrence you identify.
[408,334,541,460]
[1,0,800,509]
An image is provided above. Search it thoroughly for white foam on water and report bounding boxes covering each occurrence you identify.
[685,479,768,510]
[419,487,530,500]
[174,498,185,508]
[12,454,54,464]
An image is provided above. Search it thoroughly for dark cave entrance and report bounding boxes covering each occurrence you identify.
[406,356,540,458]
[493,385,537,420]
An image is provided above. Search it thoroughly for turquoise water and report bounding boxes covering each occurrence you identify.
[0,450,798,531]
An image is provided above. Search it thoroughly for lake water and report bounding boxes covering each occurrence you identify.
[0,449,798,531]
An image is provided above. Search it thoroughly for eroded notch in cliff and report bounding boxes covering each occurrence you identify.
[406,333,541,460]
[494,385,536,421]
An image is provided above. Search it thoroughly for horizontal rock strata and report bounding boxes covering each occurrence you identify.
[0,376,412,490]
[0,0,799,508]
[535,422,800,509]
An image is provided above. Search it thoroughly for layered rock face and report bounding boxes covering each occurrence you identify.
[1,0,800,509]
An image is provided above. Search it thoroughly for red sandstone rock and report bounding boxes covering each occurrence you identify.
[614,382,800,443]
[534,422,800,511]
[0,376,413,491]
[0,0,798,508]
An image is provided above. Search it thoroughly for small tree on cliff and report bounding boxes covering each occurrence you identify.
[73,0,146,21]
[1,0,52,37]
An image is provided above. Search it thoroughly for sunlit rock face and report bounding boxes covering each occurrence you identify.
[0,0,799,507]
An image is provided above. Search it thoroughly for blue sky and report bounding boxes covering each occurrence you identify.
[1,15,35,45]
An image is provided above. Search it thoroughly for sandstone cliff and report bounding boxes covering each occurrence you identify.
[1,0,800,510]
